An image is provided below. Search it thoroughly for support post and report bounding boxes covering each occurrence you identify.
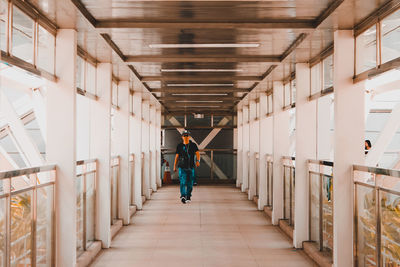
[272,81,290,225]
[115,81,130,225]
[248,101,258,200]
[294,63,316,248]
[258,94,270,210]
[333,30,365,267]
[47,29,77,266]
[131,93,143,209]
[149,105,157,192]
[241,106,250,192]
[237,108,243,188]
[141,101,151,199]
[90,63,112,248]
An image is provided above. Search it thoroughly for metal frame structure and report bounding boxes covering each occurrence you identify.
[353,164,400,267]
[308,159,334,254]
[76,159,97,255]
[282,156,295,226]
[0,164,56,267]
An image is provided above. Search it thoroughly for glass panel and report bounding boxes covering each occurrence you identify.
[266,161,273,206]
[284,166,291,220]
[76,56,84,90]
[323,55,333,89]
[291,80,296,104]
[24,119,46,160]
[380,191,400,266]
[0,134,26,168]
[12,7,33,63]
[212,153,236,181]
[310,172,320,244]
[355,185,376,266]
[381,9,400,64]
[112,82,118,106]
[36,185,54,266]
[311,63,321,95]
[37,25,55,74]
[356,25,377,74]
[111,165,118,224]
[86,172,95,245]
[0,0,7,51]
[86,63,96,95]
[267,94,273,114]
[10,190,32,267]
[76,176,83,254]
[322,175,333,252]
[0,197,6,267]
[284,83,290,107]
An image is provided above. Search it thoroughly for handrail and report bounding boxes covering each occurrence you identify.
[76,158,97,166]
[353,164,400,177]
[129,154,135,162]
[308,159,334,167]
[0,164,56,179]
[282,156,295,161]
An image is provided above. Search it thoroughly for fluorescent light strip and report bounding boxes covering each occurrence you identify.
[167,83,234,87]
[161,69,243,72]
[172,93,228,96]
[149,43,260,48]
[176,101,223,103]
[183,105,220,108]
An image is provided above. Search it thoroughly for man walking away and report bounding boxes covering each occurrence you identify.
[173,130,200,204]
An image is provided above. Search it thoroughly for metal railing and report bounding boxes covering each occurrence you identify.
[0,165,56,267]
[353,165,400,267]
[76,159,97,256]
[255,153,260,197]
[266,154,273,207]
[282,156,295,226]
[308,159,334,255]
[129,154,135,206]
[110,156,120,225]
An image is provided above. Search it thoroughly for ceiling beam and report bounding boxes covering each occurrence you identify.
[95,19,316,29]
[280,33,308,61]
[167,102,235,107]
[125,55,281,63]
[314,0,345,27]
[141,76,262,82]
[158,96,242,101]
[150,88,251,93]
[162,111,235,116]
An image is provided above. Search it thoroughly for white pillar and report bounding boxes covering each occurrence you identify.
[149,105,157,192]
[317,96,333,160]
[156,108,162,188]
[131,93,143,209]
[333,30,365,267]
[248,101,258,200]
[294,63,316,248]
[90,63,112,248]
[237,109,243,188]
[272,81,290,225]
[258,94,269,210]
[241,106,250,192]
[47,29,77,266]
[114,81,130,225]
[141,101,151,199]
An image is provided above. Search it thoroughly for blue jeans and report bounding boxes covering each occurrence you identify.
[179,168,195,198]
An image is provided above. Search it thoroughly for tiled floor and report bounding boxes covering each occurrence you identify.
[91,185,316,267]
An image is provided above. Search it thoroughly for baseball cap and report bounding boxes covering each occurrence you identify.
[181,130,191,136]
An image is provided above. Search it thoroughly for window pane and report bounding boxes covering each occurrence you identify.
[112,82,118,106]
[37,25,55,74]
[381,9,400,64]
[12,7,33,63]
[0,0,6,51]
[86,62,96,95]
[311,63,321,95]
[356,25,377,74]
[284,83,290,107]
[76,56,84,90]
[323,55,333,89]
[291,79,296,104]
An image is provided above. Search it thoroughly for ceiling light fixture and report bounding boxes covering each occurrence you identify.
[183,105,221,108]
[161,69,243,72]
[149,43,260,48]
[167,83,234,87]
[172,93,228,96]
[176,101,223,103]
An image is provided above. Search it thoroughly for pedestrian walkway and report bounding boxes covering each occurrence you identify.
[91,185,316,267]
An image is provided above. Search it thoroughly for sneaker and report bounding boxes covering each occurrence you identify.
[180,196,186,204]
[186,196,191,203]
[193,182,198,186]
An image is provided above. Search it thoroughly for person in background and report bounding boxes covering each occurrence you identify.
[365,140,372,155]
[173,130,200,204]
